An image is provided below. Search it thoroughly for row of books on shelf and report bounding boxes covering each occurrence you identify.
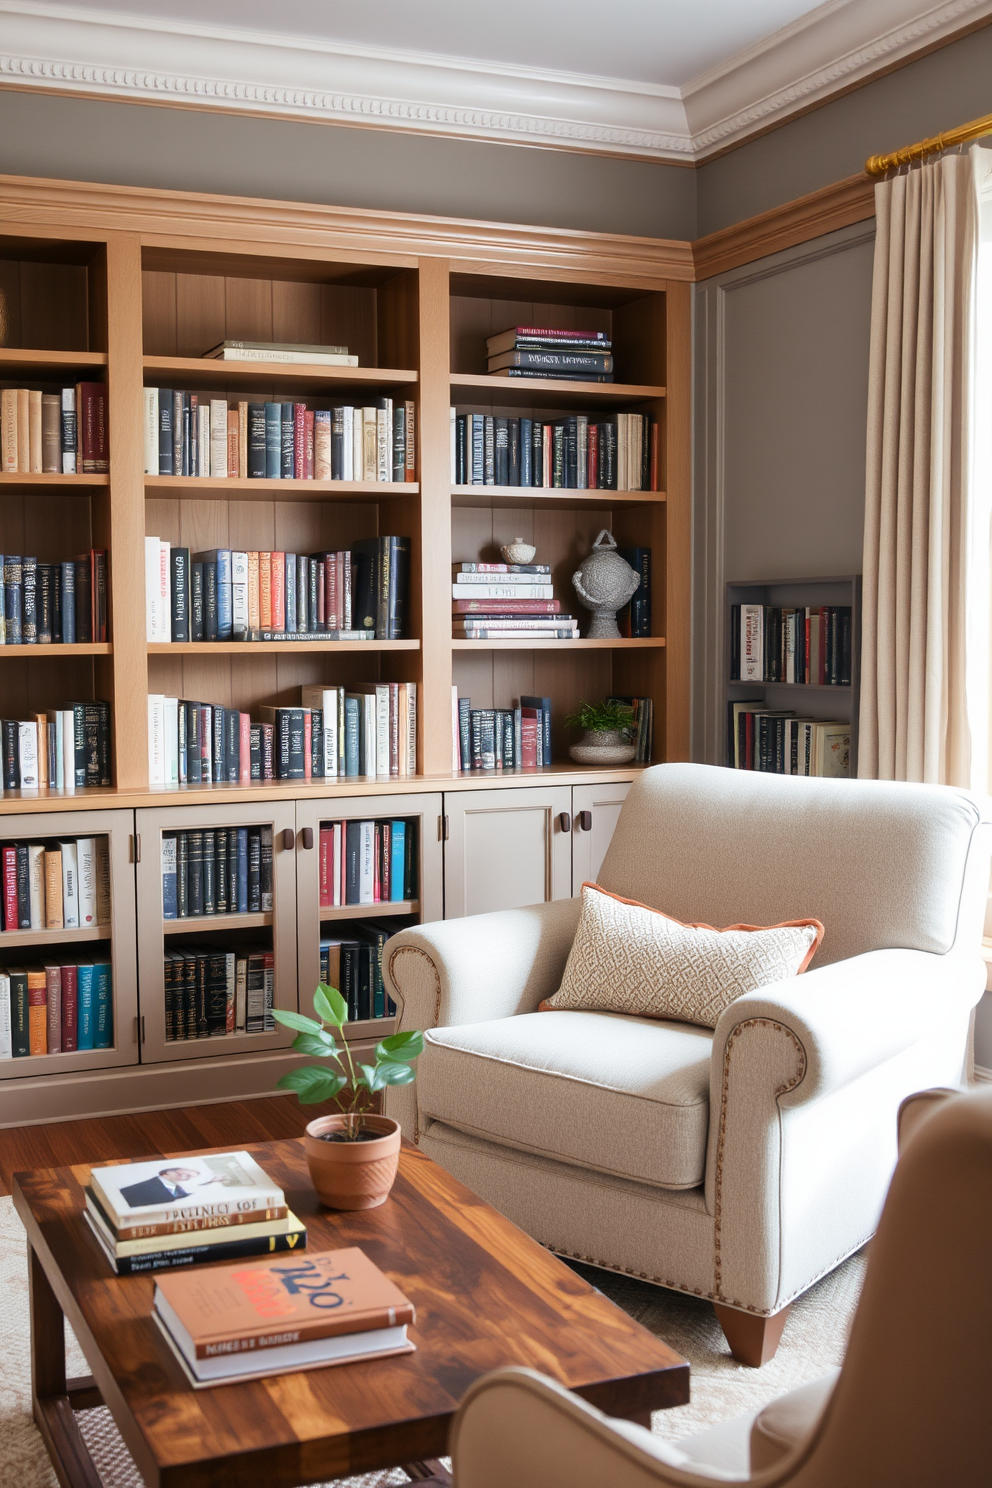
[452,692,552,771]
[1,551,107,645]
[1,384,107,474]
[486,326,614,383]
[85,1150,309,1283]
[2,835,110,932]
[0,957,112,1058]
[143,392,416,482]
[164,943,274,1041]
[729,704,851,777]
[450,411,655,490]
[145,537,409,642]
[148,683,417,786]
[321,926,396,1022]
[732,604,853,686]
[2,701,111,791]
[162,827,273,920]
[318,820,416,908]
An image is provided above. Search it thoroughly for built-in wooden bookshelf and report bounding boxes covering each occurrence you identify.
[0,176,690,1123]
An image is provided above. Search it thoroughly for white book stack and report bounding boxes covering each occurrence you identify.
[451,563,579,640]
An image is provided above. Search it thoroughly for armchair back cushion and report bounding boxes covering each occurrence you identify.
[598,765,991,966]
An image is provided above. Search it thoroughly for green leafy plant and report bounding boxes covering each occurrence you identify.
[273,984,424,1137]
[564,699,635,738]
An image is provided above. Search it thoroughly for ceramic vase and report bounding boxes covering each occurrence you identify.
[568,729,637,765]
[304,1112,401,1209]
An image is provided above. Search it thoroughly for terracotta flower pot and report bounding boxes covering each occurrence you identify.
[303,1113,402,1210]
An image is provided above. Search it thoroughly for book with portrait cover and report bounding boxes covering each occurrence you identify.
[89,1150,285,1235]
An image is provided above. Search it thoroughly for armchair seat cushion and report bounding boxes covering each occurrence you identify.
[419,1010,712,1189]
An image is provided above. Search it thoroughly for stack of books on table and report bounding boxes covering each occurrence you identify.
[84,1150,305,1275]
[486,326,614,383]
[153,1246,415,1386]
[452,564,578,640]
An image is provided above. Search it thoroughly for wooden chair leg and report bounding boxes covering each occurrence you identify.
[713,1302,792,1366]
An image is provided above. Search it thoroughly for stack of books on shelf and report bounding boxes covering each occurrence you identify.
[147,683,417,786]
[145,537,409,642]
[2,700,111,791]
[0,955,112,1058]
[203,338,358,366]
[452,692,552,770]
[143,390,415,483]
[321,927,397,1022]
[162,826,273,919]
[319,819,415,907]
[85,1151,304,1276]
[452,564,577,642]
[2,550,107,644]
[486,325,614,383]
[1,384,106,474]
[451,410,655,490]
[2,834,110,931]
[152,1245,415,1383]
[731,604,853,685]
[729,705,851,778]
[164,942,274,1040]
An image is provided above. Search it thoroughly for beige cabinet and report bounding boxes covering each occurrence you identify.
[570,781,633,891]
[0,808,138,1103]
[443,785,573,919]
[294,793,443,1040]
[135,801,299,1064]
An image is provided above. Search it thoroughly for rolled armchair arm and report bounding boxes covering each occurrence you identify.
[711,948,984,1108]
[383,897,582,1033]
[451,1367,739,1488]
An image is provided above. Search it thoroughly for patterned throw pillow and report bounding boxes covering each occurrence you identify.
[541,883,824,1028]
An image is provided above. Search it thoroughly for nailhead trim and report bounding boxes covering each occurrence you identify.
[385,943,443,1147]
[713,1017,805,1304]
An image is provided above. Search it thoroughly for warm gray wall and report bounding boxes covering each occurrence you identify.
[0,87,697,241]
[697,23,992,235]
[692,221,875,765]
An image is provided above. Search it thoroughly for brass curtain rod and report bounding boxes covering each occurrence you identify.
[865,109,992,176]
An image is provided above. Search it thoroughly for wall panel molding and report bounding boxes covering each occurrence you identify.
[692,175,877,280]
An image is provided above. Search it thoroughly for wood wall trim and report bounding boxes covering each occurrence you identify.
[0,174,695,284]
[691,174,876,280]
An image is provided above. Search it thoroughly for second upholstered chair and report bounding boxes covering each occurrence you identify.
[383,764,991,1363]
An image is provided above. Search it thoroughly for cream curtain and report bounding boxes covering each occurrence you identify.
[859,152,981,786]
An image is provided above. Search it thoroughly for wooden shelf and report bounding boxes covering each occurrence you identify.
[451,374,666,409]
[728,680,852,692]
[164,911,273,933]
[451,484,664,508]
[0,923,110,948]
[0,473,107,489]
[319,901,418,921]
[144,355,418,394]
[452,637,666,650]
[0,642,111,658]
[148,640,419,654]
[144,476,418,502]
[0,348,107,374]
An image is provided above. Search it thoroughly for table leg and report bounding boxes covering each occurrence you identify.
[29,1245,104,1488]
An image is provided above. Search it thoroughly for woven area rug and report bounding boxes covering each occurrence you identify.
[0,1194,864,1485]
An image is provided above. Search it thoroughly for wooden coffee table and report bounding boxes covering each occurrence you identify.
[14,1137,688,1488]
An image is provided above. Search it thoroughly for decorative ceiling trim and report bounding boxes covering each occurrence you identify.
[1,0,991,164]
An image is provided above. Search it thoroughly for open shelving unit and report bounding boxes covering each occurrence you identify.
[0,177,690,1123]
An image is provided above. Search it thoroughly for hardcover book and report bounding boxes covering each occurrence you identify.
[89,1150,284,1232]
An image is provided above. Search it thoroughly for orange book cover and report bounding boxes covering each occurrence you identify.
[227,411,239,478]
[270,552,285,633]
[155,1247,416,1358]
[44,850,63,929]
[27,966,47,1055]
[258,551,272,630]
[247,551,260,630]
[238,400,248,478]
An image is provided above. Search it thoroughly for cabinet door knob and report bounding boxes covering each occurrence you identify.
[557,812,572,833]
[577,811,593,831]
[281,828,295,851]
[300,827,314,850]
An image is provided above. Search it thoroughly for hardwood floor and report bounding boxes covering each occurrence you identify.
[0,1096,330,1196]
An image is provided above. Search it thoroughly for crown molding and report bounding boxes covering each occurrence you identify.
[1,1,990,164]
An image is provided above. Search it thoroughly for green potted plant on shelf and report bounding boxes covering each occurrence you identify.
[565,699,637,765]
[273,985,423,1210]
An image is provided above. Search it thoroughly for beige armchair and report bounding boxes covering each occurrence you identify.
[448,1085,992,1486]
[384,764,991,1363]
